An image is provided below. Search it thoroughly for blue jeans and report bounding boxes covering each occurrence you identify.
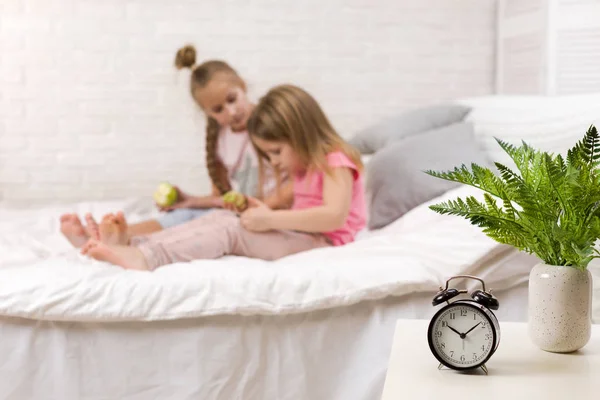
[157,208,213,229]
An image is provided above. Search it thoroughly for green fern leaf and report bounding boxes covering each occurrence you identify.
[428,124,600,270]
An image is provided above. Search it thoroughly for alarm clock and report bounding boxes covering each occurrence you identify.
[427,275,500,375]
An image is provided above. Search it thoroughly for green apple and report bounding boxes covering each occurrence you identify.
[153,182,178,207]
[223,191,247,209]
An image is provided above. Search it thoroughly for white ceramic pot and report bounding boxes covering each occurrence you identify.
[528,263,593,353]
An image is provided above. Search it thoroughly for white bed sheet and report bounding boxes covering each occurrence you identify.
[0,185,538,322]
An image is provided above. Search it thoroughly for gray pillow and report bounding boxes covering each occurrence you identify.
[349,104,472,154]
[366,122,490,230]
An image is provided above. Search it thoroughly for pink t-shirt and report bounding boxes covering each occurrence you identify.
[292,151,366,246]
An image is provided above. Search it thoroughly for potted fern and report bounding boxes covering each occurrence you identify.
[426,125,599,353]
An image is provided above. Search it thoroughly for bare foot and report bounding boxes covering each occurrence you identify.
[60,213,89,248]
[81,239,149,270]
[85,213,100,241]
[99,211,129,245]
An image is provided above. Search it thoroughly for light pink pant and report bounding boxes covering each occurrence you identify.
[131,210,331,270]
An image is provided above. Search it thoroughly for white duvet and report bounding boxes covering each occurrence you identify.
[0,185,534,322]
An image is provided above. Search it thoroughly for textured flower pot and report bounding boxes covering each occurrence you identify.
[528,263,593,353]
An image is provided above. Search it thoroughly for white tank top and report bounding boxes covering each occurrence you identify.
[217,127,277,196]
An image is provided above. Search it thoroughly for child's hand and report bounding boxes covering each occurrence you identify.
[240,197,273,232]
[158,186,192,211]
[222,191,248,213]
[245,197,270,209]
[223,202,246,213]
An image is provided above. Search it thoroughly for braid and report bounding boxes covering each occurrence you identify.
[174,45,246,196]
[205,118,232,195]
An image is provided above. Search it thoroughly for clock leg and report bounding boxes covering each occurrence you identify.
[480,364,488,375]
[438,363,444,370]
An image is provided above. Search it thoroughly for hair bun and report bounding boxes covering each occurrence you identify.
[175,45,196,70]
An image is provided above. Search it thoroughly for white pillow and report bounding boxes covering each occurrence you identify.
[456,94,600,167]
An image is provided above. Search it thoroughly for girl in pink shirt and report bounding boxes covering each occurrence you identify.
[80,84,366,270]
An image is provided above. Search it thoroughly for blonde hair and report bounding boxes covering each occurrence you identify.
[247,84,363,176]
[175,44,247,195]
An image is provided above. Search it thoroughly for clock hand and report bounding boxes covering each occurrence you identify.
[464,322,482,336]
[447,325,462,336]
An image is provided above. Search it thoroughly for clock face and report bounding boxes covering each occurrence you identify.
[428,302,496,369]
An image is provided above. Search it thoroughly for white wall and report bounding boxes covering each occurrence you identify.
[497,0,600,94]
[496,0,546,94]
[0,0,497,205]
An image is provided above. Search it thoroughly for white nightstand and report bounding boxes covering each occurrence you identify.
[381,319,600,399]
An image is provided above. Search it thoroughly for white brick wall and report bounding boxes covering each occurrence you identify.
[0,0,497,205]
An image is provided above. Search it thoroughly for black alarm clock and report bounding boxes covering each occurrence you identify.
[427,275,500,375]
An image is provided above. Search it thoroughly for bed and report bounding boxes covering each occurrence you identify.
[2,94,600,399]
[0,183,559,400]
